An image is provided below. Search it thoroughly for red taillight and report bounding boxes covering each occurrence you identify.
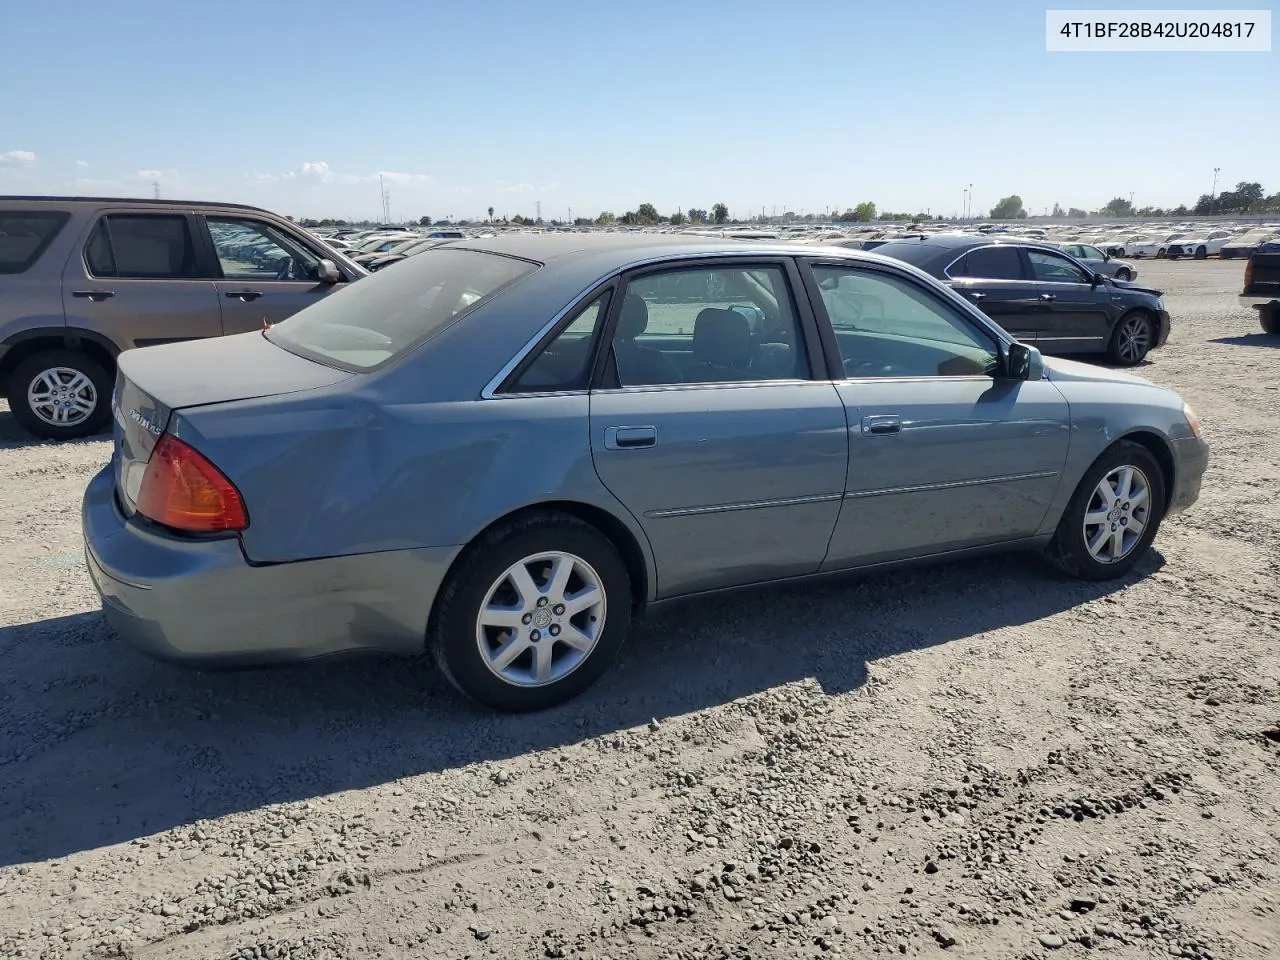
[1244,258,1254,287]
[136,434,248,532]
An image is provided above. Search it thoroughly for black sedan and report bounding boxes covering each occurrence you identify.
[872,235,1170,365]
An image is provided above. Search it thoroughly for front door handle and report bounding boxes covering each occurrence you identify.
[226,290,264,302]
[1038,293,1057,301]
[604,425,657,450]
[71,290,114,301]
[967,292,986,302]
[861,415,902,436]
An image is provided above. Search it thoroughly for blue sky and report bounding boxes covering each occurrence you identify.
[1,0,1274,221]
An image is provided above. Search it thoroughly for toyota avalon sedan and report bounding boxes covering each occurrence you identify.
[83,235,1208,711]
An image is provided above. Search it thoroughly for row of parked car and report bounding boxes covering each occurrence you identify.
[1,195,1276,443]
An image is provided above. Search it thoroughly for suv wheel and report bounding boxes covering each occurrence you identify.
[8,349,113,440]
[1194,246,1208,260]
[429,511,633,712]
[1114,268,1132,281]
[1261,306,1280,336]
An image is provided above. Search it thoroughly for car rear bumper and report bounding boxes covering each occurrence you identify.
[81,465,459,666]
[1239,294,1280,310]
[1168,436,1209,517]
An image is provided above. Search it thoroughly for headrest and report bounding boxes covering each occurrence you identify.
[692,308,752,365]
[617,294,649,340]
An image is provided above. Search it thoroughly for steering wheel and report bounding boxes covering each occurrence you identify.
[274,257,295,281]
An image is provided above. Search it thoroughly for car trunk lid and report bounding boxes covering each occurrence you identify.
[112,331,352,514]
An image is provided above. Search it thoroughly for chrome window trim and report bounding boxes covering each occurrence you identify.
[590,378,818,395]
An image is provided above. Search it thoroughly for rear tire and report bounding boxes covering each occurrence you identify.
[429,511,633,712]
[1261,306,1280,336]
[1045,441,1166,581]
[7,349,113,441]
[1107,311,1154,366]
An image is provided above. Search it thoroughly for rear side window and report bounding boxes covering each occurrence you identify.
[951,246,1023,280]
[85,214,199,279]
[0,211,69,274]
[266,248,537,371]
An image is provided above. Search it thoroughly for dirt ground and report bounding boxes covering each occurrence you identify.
[0,259,1276,960]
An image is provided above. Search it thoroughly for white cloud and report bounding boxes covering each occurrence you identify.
[1,150,36,166]
[495,180,533,194]
[75,160,90,168]
[135,168,179,182]
[300,161,333,182]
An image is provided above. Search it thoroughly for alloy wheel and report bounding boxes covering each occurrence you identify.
[1115,315,1151,364]
[26,367,98,427]
[475,551,607,687]
[1083,465,1150,563]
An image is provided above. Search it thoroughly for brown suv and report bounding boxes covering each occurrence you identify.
[0,197,366,440]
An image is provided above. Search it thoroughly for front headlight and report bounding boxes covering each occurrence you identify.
[1183,402,1203,438]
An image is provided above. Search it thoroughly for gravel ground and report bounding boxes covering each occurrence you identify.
[1,259,1277,959]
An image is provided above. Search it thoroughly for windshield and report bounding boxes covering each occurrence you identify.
[265,248,537,371]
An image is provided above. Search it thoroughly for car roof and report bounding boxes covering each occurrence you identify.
[0,194,273,214]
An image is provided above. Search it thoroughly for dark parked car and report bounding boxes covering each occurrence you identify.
[84,235,1207,711]
[873,235,1170,365]
[0,196,366,440]
[1239,239,1280,334]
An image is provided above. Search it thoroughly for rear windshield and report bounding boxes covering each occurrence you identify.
[265,248,537,371]
[0,211,69,274]
[870,240,943,267]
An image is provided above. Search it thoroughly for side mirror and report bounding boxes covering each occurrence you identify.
[1003,342,1044,381]
[316,259,342,283]
[1090,272,1105,287]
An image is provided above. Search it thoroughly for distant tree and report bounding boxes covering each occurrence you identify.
[1051,203,1064,218]
[1066,207,1086,218]
[1101,197,1134,217]
[853,201,877,221]
[419,215,432,226]
[1170,205,1189,216]
[669,210,686,225]
[712,203,729,224]
[595,211,616,226]
[989,194,1026,219]
[1234,181,1264,208]
[573,217,593,226]
[487,206,495,222]
[511,214,527,225]
[687,208,708,223]
[1193,193,1214,215]
[636,202,660,225]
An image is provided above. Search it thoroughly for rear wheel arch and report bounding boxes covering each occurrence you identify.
[1,328,120,393]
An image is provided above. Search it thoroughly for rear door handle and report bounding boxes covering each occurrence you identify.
[967,292,986,302]
[604,425,657,450]
[861,415,902,436]
[1038,293,1057,301]
[226,290,264,302]
[71,290,114,301]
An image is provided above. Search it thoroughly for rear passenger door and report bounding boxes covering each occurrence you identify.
[587,259,848,598]
[61,211,222,350]
[198,215,346,333]
[942,245,1040,343]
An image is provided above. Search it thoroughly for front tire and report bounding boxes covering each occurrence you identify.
[429,512,633,712]
[1261,306,1280,336]
[1107,311,1154,365]
[1115,268,1132,282]
[1045,441,1166,581]
[7,349,113,441]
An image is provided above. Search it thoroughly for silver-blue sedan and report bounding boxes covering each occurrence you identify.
[83,235,1209,711]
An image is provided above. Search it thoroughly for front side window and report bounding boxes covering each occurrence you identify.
[950,245,1022,280]
[0,211,69,274]
[207,217,322,281]
[1080,245,1105,260]
[811,266,1000,379]
[611,265,808,387]
[85,214,199,279]
[1027,249,1090,283]
[504,293,610,392]
[266,248,536,371]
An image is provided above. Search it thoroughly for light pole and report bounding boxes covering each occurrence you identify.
[962,188,968,220]
[1210,167,1221,215]
[969,183,973,220]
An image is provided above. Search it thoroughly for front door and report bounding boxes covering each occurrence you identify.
[588,261,848,598]
[802,261,1071,568]
[200,215,345,333]
[61,211,221,350]
[1024,248,1113,353]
